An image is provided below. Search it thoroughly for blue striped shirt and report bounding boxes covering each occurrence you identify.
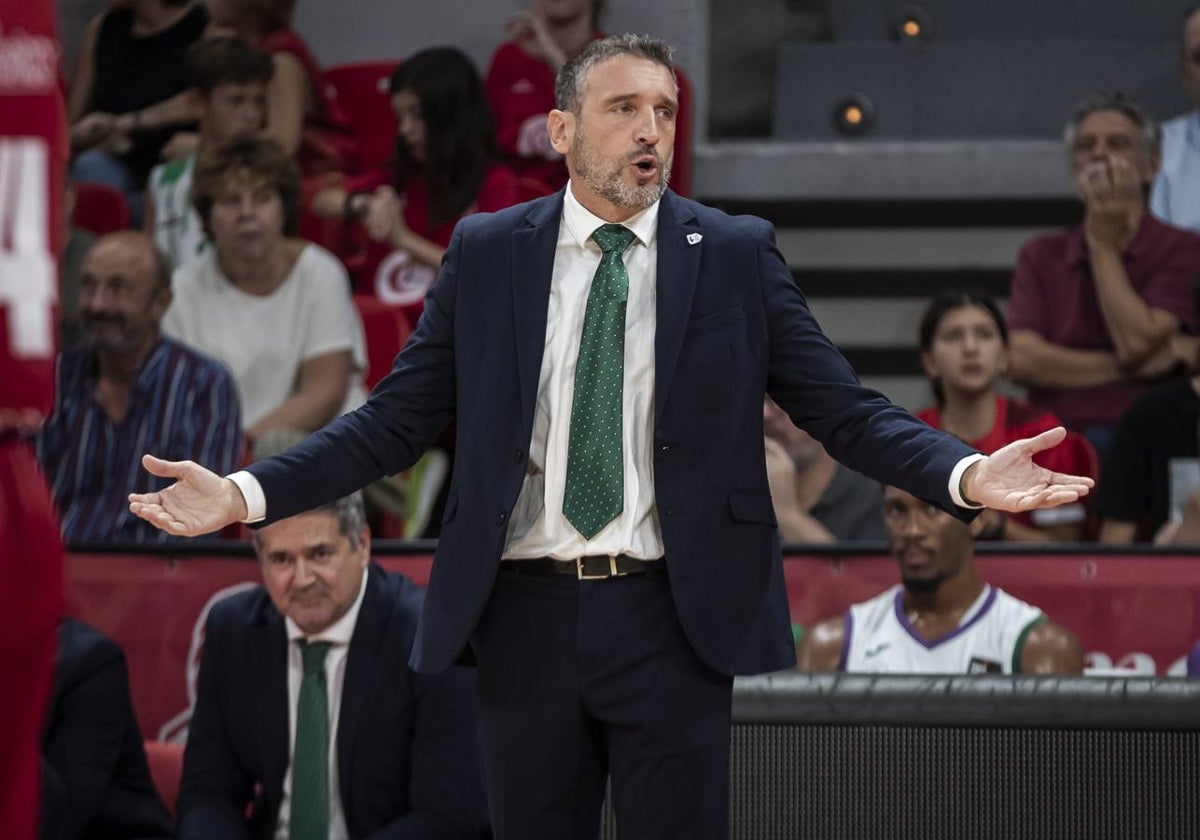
[36,336,243,544]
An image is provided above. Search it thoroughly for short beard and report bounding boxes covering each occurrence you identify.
[900,573,948,596]
[81,316,134,354]
[573,123,672,212]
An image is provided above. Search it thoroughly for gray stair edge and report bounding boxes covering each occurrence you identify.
[693,139,1088,200]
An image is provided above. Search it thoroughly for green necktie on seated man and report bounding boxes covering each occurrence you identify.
[290,639,331,840]
[563,223,636,540]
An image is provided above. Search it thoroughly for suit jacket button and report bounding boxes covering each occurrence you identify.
[514,449,524,464]
[497,512,507,525]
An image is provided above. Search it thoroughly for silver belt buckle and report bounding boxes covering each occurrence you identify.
[577,554,622,580]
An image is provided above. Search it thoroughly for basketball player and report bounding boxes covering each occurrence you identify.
[0,0,67,834]
[798,486,1084,675]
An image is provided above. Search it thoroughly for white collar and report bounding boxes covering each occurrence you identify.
[561,180,660,251]
[284,565,368,646]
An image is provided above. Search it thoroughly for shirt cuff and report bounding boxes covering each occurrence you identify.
[948,453,988,509]
[226,470,266,523]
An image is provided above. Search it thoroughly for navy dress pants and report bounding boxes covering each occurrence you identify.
[471,567,734,840]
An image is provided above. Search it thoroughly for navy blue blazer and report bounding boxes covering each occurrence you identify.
[41,618,174,840]
[248,189,977,676]
[176,565,488,840]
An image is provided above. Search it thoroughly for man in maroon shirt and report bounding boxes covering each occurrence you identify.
[1007,91,1200,452]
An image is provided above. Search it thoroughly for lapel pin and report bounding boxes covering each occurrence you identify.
[686,232,703,245]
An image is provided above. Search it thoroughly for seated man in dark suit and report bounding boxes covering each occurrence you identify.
[41,618,174,840]
[177,492,488,840]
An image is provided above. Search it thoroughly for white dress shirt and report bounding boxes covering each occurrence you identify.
[227,185,983,525]
[273,566,367,840]
[502,185,665,559]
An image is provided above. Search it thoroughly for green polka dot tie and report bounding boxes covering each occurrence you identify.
[563,223,636,539]
[289,640,331,840]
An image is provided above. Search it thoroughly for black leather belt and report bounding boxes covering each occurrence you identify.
[500,555,666,580]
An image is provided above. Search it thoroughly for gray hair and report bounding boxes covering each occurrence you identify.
[554,33,676,115]
[252,492,368,550]
[1062,91,1161,156]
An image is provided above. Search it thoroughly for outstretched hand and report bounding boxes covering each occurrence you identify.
[128,454,247,537]
[962,427,1094,512]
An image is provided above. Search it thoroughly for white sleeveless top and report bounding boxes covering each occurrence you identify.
[841,585,1044,675]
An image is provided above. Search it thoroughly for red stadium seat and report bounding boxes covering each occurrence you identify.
[323,61,401,173]
[1061,430,1101,539]
[353,294,416,538]
[353,294,411,391]
[70,181,130,235]
[350,291,417,535]
[516,176,554,202]
[1064,429,1100,483]
[143,740,184,816]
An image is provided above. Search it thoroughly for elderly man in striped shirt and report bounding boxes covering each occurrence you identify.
[36,231,243,543]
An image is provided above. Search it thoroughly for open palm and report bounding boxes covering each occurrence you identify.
[966,427,1094,512]
[128,454,243,537]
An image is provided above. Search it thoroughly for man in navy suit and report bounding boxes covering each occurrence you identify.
[132,35,1092,840]
[41,619,174,840]
[176,493,488,840]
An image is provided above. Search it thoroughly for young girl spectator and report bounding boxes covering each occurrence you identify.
[312,47,520,327]
[203,0,355,174]
[485,0,692,195]
[67,0,209,224]
[916,290,1095,542]
[485,0,603,190]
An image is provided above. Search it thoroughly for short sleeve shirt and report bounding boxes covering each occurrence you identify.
[1007,216,1200,429]
[163,243,367,429]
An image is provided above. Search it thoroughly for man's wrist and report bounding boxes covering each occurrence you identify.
[949,454,987,509]
[959,465,980,507]
[225,471,266,523]
[1087,238,1124,262]
[225,478,248,522]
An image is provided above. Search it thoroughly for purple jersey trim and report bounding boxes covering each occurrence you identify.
[892,585,997,650]
[1187,640,1200,677]
[837,611,853,671]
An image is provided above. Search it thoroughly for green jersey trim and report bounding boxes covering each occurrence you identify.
[1012,614,1047,674]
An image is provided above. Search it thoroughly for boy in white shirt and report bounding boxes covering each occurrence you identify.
[145,37,272,269]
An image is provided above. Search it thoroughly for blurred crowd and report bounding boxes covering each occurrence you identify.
[48,0,1200,555]
[50,0,699,544]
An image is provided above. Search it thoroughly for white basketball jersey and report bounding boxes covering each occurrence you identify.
[148,154,207,269]
[842,585,1044,675]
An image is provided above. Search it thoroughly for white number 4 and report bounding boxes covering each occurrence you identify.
[0,136,57,359]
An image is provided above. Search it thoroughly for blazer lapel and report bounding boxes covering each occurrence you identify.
[511,191,565,441]
[336,565,389,817]
[654,191,703,419]
[252,610,289,816]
